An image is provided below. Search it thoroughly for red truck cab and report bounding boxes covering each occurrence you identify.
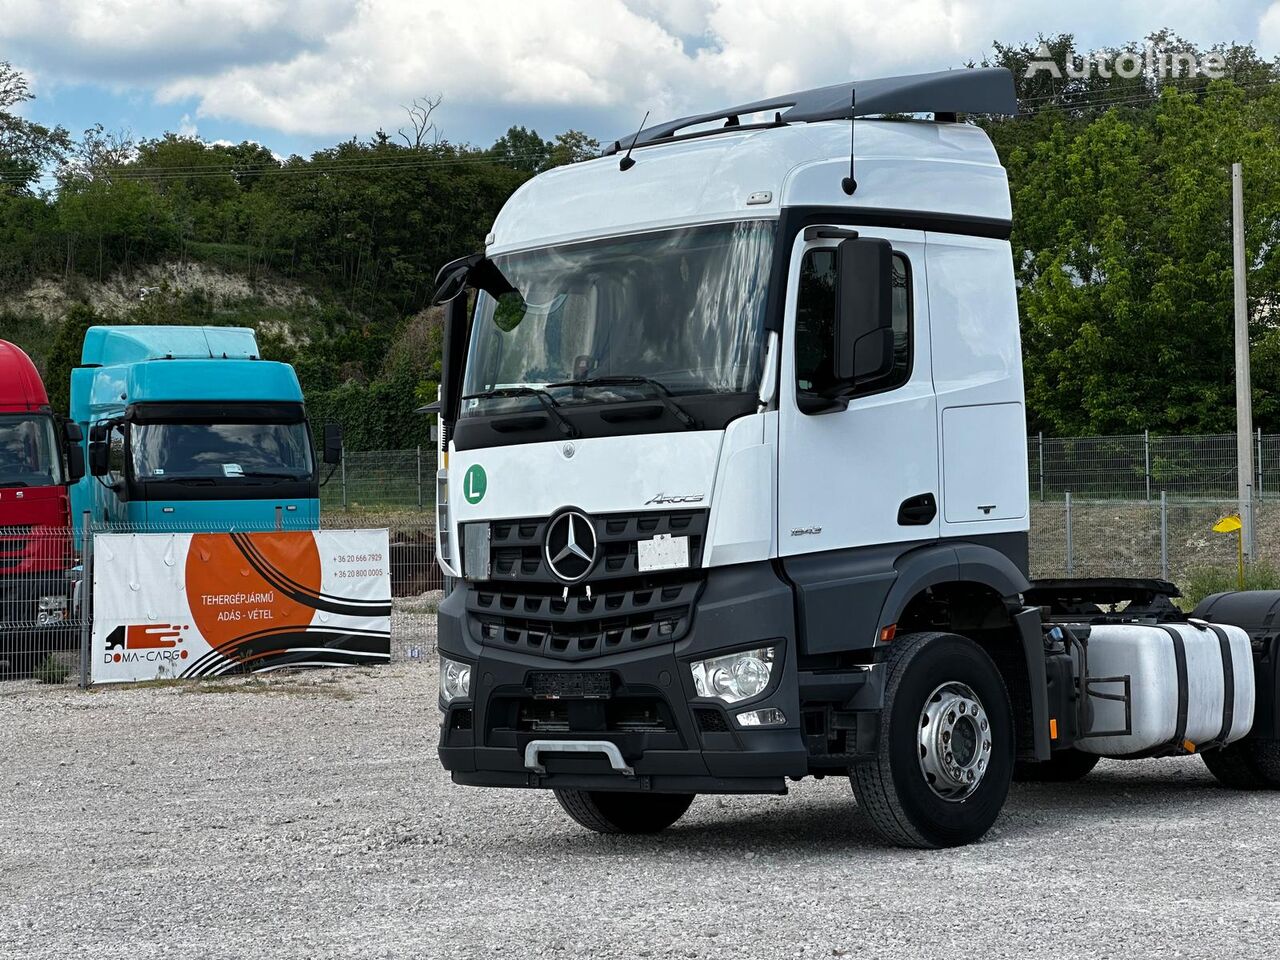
[0,340,83,651]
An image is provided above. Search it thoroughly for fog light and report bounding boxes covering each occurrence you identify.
[690,646,776,704]
[736,707,786,728]
[439,656,472,705]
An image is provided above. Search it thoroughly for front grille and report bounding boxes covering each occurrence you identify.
[696,708,731,733]
[503,696,674,733]
[488,509,707,584]
[469,577,701,661]
[0,526,33,571]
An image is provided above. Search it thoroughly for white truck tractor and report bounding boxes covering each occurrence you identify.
[429,67,1280,848]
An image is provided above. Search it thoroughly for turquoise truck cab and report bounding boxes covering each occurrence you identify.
[69,326,341,531]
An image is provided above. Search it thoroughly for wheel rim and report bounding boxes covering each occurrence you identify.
[917,681,992,802]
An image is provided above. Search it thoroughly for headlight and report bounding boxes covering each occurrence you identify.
[690,646,776,704]
[439,656,472,704]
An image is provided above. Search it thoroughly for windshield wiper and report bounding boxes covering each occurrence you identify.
[240,471,308,480]
[463,387,578,438]
[546,376,699,429]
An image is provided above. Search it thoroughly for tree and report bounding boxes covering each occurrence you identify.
[0,62,70,195]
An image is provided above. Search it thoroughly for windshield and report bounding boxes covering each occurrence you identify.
[0,414,62,488]
[131,421,315,481]
[462,220,775,410]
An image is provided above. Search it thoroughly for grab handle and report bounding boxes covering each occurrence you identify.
[523,739,635,777]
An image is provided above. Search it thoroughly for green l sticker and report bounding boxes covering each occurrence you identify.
[463,464,487,504]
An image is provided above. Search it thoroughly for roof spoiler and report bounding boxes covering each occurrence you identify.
[603,67,1018,156]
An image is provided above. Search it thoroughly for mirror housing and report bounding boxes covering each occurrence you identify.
[322,422,343,465]
[834,237,895,384]
[62,420,85,484]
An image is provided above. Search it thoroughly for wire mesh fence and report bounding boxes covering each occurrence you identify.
[1028,431,1269,501]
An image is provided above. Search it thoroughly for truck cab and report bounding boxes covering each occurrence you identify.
[431,69,1280,847]
[0,339,84,645]
[69,326,340,532]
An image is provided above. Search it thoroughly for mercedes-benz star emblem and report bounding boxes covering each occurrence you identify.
[544,510,597,583]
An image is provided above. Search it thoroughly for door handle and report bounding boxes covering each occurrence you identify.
[897,493,937,526]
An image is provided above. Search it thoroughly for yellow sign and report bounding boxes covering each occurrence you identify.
[1213,514,1242,534]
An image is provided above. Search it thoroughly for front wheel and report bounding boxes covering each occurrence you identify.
[553,789,695,834]
[851,632,1014,848]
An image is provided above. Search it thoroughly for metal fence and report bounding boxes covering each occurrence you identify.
[1028,431,1273,501]
[0,516,441,686]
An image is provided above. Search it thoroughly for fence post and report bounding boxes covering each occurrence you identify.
[1144,430,1151,502]
[1038,432,1045,502]
[78,511,93,689]
[1160,491,1168,581]
[341,453,347,510]
[1246,482,1257,564]
[1258,428,1264,500]
[1065,491,1073,577]
[417,445,423,509]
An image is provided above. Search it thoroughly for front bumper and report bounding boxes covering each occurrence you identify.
[437,561,808,794]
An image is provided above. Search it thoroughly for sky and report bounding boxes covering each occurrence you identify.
[3,0,1280,158]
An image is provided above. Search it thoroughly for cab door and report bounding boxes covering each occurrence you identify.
[776,227,937,554]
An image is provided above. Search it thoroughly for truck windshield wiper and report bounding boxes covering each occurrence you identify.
[546,376,699,429]
[463,387,578,438]
[240,471,307,480]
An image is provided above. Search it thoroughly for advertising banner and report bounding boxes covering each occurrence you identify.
[91,529,391,684]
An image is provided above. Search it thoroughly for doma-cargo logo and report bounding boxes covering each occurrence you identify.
[103,623,191,664]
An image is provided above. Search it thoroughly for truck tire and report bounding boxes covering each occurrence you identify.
[850,631,1014,848]
[553,790,695,834]
[1202,739,1280,789]
[1013,749,1100,783]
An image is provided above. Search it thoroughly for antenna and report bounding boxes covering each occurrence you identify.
[841,90,857,195]
[618,110,650,172]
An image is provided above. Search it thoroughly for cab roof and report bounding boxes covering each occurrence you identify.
[0,339,50,412]
[488,68,1016,256]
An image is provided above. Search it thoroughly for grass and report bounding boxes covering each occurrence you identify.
[33,653,71,685]
[1180,561,1280,608]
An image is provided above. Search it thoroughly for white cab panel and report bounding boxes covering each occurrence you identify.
[705,412,776,567]
[448,431,724,550]
[941,403,1027,522]
[925,232,1029,534]
[777,228,938,555]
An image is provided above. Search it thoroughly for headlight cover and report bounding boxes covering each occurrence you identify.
[439,656,472,704]
[690,646,776,704]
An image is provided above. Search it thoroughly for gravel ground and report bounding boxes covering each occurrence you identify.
[3,662,1280,960]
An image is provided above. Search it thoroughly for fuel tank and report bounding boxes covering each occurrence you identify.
[1075,621,1255,757]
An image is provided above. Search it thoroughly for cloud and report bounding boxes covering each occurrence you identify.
[2,0,1279,146]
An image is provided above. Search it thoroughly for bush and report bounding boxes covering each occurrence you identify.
[1181,561,1280,608]
[33,653,71,685]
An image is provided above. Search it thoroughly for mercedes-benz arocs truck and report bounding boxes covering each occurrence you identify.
[0,339,84,670]
[429,68,1280,847]
[70,325,341,531]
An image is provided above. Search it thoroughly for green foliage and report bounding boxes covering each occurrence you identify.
[983,34,1280,435]
[33,653,71,685]
[1181,561,1280,606]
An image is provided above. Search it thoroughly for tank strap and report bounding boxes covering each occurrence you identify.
[1204,623,1236,749]
[1156,625,1190,749]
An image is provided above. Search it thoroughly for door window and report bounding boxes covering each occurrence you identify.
[795,249,911,397]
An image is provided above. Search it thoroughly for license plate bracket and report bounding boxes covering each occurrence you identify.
[528,671,612,700]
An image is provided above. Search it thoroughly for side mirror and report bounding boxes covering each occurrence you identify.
[88,441,109,477]
[63,421,85,484]
[834,237,895,385]
[322,422,343,465]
